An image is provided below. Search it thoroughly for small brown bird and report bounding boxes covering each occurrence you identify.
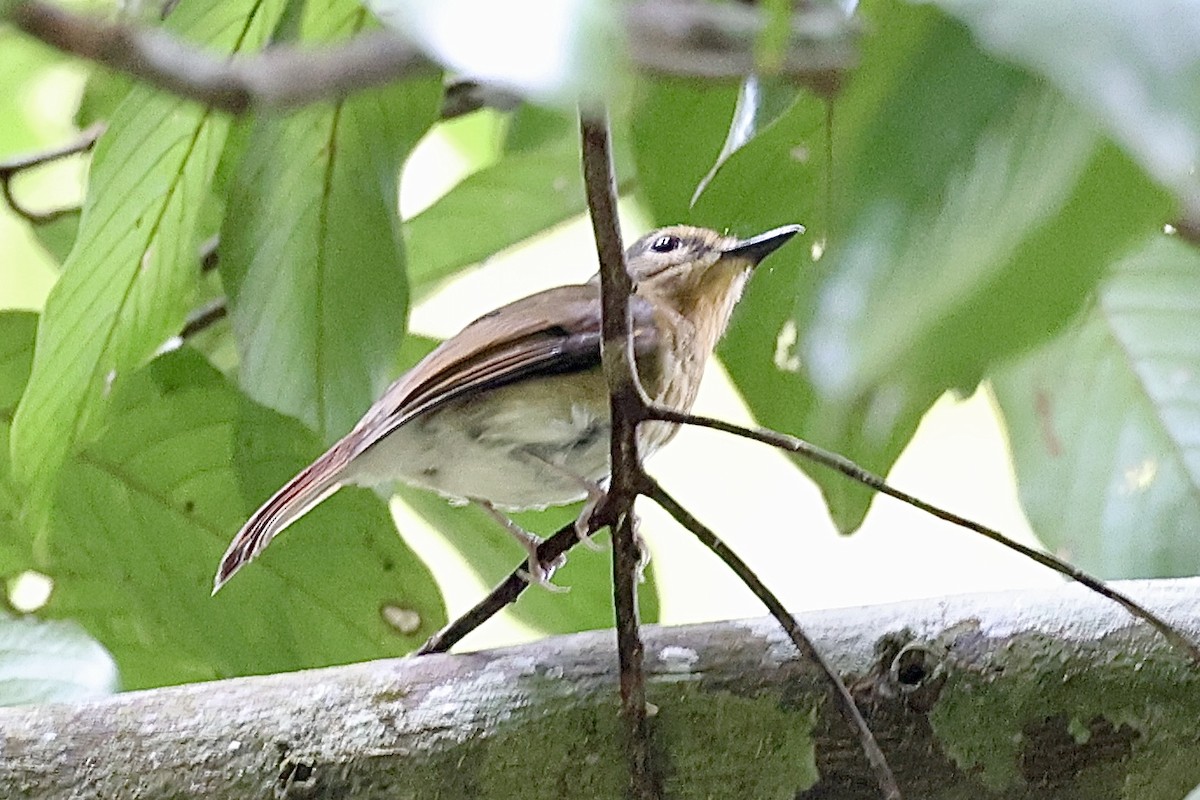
[214,223,801,593]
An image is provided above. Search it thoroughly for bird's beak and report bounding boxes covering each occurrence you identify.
[723,224,804,264]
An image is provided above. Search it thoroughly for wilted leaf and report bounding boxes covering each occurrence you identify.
[994,235,1200,578]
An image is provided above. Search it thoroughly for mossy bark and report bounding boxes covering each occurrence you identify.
[2,578,1199,799]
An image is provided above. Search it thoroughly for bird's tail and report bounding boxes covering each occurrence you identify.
[212,448,348,594]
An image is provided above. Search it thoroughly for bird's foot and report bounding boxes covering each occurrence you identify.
[477,500,569,592]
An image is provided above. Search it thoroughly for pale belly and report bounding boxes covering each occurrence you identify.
[343,374,619,510]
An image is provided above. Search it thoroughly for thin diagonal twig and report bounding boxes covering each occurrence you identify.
[645,476,900,800]
[646,404,1200,665]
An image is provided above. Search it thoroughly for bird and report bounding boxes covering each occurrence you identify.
[213,223,802,593]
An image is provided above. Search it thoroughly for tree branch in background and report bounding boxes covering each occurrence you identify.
[7,0,855,116]
[0,122,103,225]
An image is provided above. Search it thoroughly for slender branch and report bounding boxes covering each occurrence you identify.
[6,1,856,116]
[0,122,103,224]
[580,112,659,800]
[645,477,900,800]
[646,405,1200,666]
[179,299,227,340]
[415,519,581,655]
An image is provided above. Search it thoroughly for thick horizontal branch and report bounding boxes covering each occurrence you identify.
[7,0,855,115]
[5,579,1200,799]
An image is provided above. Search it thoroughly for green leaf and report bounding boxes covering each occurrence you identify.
[691,76,801,207]
[41,350,445,689]
[936,0,1200,210]
[796,6,1169,531]
[630,78,740,224]
[993,235,1200,578]
[0,614,118,706]
[0,312,38,574]
[398,487,659,636]
[10,0,287,515]
[405,133,593,299]
[368,0,620,108]
[221,2,441,443]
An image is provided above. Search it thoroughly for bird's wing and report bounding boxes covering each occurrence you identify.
[213,284,657,592]
[351,283,659,452]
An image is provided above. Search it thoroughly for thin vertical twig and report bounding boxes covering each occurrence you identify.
[580,112,660,800]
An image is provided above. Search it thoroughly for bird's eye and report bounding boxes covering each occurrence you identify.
[650,235,681,253]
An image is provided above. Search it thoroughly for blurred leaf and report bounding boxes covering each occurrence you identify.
[937,0,1200,211]
[630,78,739,224]
[29,211,80,266]
[221,2,441,443]
[0,312,37,574]
[993,235,1200,578]
[75,70,132,130]
[0,614,118,706]
[40,349,444,689]
[369,0,620,108]
[405,131,634,299]
[798,6,1169,531]
[691,75,801,207]
[632,76,833,527]
[10,0,287,516]
[503,105,576,154]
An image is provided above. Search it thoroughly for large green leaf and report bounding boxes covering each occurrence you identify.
[937,0,1200,211]
[795,5,1169,531]
[221,2,441,443]
[10,0,286,514]
[0,614,118,706]
[994,235,1200,578]
[41,350,445,689]
[630,78,740,225]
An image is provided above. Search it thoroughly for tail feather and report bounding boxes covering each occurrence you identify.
[212,451,346,594]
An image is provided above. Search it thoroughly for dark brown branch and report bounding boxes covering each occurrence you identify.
[7,1,856,116]
[0,122,103,224]
[581,112,659,800]
[646,405,1200,666]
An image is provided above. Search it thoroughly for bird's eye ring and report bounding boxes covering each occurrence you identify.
[650,235,681,253]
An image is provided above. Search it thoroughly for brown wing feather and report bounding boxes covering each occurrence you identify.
[214,283,658,592]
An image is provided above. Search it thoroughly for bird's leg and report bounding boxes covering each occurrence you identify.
[475,500,569,592]
[519,450,607,551]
